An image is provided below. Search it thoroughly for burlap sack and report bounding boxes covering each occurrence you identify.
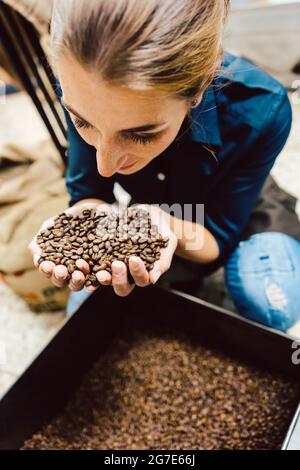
[0,90,70,312]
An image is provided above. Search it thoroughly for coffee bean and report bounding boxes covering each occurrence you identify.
[53,229,64,237]
[68,264,76,274]
[36,207,169,288]
[22,316,300,451]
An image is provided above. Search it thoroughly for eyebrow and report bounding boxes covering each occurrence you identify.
[61,100,167,132]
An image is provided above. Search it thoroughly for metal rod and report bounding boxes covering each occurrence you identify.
[11,7,67,140]
[0,3,67,167]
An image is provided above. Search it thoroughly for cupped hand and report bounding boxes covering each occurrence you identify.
[28,202,114,292]
[93,204,178,297]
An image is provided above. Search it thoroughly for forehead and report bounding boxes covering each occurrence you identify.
[57,56,175,124]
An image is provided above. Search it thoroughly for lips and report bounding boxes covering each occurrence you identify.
[119,160,137,171]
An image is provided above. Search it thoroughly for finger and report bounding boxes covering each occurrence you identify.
[149,263,162,285]
[68,270,86,291]
[111,261,135,297]
[149,235,177,285]
[33,252,42,268]
[85,285,99,292]
[128,256,149,287]
[51,265,69,287]
[29,237,42,268]
[39,261,55,278]
[149,251,170,285]
[76,259,90,274]
[96,270,112,285]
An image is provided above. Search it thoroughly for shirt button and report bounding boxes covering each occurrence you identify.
[157,172,166,181]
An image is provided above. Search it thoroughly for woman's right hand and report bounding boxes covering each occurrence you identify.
[28,202,115,292]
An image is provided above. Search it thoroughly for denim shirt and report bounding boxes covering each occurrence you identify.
[57,52,292,261]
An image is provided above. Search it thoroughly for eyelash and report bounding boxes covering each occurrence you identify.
[72,117,159,145]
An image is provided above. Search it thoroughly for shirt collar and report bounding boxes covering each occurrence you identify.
[189,83,222,149]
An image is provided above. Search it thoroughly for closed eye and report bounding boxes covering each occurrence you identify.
[73,116,91,130]
[124,132,161,145]
[72,116,161,145]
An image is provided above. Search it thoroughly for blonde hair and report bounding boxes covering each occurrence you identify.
[50,0,229,104]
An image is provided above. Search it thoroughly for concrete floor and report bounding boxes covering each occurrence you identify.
[0,283,66,399]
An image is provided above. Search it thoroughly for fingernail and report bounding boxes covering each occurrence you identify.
[152,270,161,284]
[113,264,123,274]
[44,266,53,274]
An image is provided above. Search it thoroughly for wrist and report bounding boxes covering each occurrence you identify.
[73,198,108,207]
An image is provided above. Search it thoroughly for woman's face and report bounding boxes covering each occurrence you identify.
[58,56,191,177]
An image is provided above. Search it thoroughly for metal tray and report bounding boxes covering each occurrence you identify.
[0,285,299,450]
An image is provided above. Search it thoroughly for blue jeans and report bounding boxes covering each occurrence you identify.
[225,232,300,332]
[67,232,300,332]
[66,288,92,317]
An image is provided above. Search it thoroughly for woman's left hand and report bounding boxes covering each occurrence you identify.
[90,204,178,297]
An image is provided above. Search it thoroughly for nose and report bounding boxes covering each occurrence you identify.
[95,142,124,177]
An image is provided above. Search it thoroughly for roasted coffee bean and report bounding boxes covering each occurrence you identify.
[68,264,76,274]
[36,207,169,288]
[53,229,64,237]
[22,317,300,451]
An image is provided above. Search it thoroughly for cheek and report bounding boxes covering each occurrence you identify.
[152,131,177,156]
[134,132,177,164]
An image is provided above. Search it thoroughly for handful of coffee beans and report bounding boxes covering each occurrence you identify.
[36,207,169,287]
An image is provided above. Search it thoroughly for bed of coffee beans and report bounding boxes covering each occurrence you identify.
[36,207,169,287]
[22,316,300,450]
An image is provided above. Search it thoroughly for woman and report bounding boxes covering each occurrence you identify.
[29,0,300,332]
